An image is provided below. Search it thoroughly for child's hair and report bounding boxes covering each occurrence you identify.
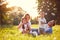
[25,14,30,19]
[52,20,55,26]
[48,20,55,27]
[49,20,55,26]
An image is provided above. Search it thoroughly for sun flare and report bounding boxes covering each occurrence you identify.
[6,0,38,19]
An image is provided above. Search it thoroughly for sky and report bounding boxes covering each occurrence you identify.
[6,0,38,19]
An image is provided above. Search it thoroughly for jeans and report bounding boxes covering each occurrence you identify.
[45,28,52,33]
[30,28,40,35]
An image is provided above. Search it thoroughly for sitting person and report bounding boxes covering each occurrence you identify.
[39,20,55,34]
[18,17,30,34]
[30,20,55,36]
[44,20,55,34]
[38,11,47,34]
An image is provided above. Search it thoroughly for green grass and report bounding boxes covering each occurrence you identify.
[0,25,60,40]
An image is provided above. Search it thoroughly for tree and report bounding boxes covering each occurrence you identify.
[55,0,60,24]
[6,7,25,25]
[38,0,57,23]
[0,0,12,25]
[0,0,9,25]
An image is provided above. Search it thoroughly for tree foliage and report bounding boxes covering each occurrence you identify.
[0,0,25,25]
[38,0,57,23]
[0,0,12,25]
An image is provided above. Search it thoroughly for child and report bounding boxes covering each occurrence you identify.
[18,17,30,34]
[30,12,47,35]
[39,20,55,34]
[30,20,55,36]
[38,11,47,34]
[44,20,55,34]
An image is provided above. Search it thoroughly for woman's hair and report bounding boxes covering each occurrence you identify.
[25,14,30,19]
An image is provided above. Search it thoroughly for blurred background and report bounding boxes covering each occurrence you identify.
[0,0,60,25]
[0,0,60,40]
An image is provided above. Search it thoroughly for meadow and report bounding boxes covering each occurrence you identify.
[0,24,60,40]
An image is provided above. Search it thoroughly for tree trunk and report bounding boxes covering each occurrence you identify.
[56,0,60,25]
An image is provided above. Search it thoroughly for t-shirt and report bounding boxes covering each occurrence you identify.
[27,21,31,28]
[38,18,46,28]
[19,22,28,31]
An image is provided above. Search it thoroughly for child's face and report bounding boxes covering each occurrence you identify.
[40,12,45,18]
[22,19,27,24]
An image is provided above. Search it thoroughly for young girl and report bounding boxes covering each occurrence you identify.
[18,17,30,34]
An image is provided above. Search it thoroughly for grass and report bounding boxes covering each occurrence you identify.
[0,24,60,40]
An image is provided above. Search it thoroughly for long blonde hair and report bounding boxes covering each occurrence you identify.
[25,14,30,19]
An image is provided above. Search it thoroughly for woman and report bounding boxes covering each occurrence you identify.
[18,14,31,34]
[24,14,31,32]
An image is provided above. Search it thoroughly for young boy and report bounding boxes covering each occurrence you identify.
[30,12,46,35]
[39,20,55,34]
[44,20,55,34]
[38,11,47,34]
[30,20,55,36]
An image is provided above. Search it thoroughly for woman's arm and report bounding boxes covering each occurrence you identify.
[18,22,23,29]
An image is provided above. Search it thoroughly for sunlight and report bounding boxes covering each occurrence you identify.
[6,0,38,19]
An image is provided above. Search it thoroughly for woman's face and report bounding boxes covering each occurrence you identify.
[26,15,30,21]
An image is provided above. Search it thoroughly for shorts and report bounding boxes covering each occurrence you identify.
[38,28,45,34]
